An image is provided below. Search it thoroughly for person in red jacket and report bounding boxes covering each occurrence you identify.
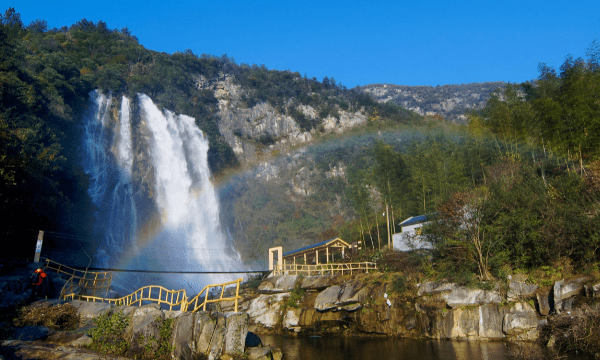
[29,268,49,300]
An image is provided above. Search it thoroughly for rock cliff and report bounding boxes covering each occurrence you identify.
[238,274,600,342]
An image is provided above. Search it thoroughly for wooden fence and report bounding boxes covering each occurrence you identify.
[271,262,377,276]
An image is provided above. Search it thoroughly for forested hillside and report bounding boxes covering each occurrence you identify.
[0,8,418,236]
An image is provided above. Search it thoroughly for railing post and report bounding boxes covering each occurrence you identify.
[234,279,240,313]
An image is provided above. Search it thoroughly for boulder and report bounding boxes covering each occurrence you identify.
[337,280,366,306]
[70,300,113,320]
[193,312,216,355]
[282,308,302,330]
[258,275,301,293]
[207,313,226,360]
[245,347,283,360]
[301,275,337,290]
[554,276,590,313]
[247,294,289,327]
[314,286,341,311]
[125,304,165,358]
[507,281,538,301]
[223,313,249,357]
[45,332,92,347]
[171,312,195,360]
[502,302,539,340]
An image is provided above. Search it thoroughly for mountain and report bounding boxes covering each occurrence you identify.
[357,82,505,123]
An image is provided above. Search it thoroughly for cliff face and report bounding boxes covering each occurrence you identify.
[357,82,505,123]
[196,73,368,167]
[236,274,600,342]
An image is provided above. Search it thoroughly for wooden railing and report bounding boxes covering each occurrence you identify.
[44,259,112,298]
[272,262,377,276]
[185,278,242,313]
[62,277,243,313]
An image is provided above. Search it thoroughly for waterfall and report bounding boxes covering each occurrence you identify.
[82,91,240,292]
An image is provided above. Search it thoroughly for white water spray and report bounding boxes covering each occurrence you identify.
[83,91,240,291]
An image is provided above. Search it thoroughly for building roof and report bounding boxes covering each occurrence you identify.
[399,214,434,228]
[283,238,350,257]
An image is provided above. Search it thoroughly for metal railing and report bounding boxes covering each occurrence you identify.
[44,259,112,298]
[62,277,243,313]
[272,262,377,276]
[62,285,188,311]
[185,278,242,313]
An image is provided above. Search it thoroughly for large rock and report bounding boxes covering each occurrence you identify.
[247,294,289,327]
[223,313,249,357]
[507,281,538,301]
[282,308,302,330]
[314,286,341,311]
[125,304,165,358]
[0,339,130,360]
[258,275,301,293]
[207,313,226,360]
[502,303,540,340]
[171,312,195,360]
[478,304,506,339]
[301,275,337,290]
[70,300,113,320]
[337,280,366,306]
[245,347,283,360]
[554,276,590,313]
[440,287,502,309]
[193,312,216,355]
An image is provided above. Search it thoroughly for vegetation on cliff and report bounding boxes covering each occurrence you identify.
[0,8,417,236]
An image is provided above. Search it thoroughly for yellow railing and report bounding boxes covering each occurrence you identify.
[62,277,243,313]
[44,259,112,298]
[185,278,242,313]
[63,285,188,311]
[272,262,377,276]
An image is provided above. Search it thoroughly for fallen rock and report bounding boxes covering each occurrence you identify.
[337,280,366,306]
[45,332,92,347]
[207,313,226,360]
[282,308,302,330]
[125,304,165,358]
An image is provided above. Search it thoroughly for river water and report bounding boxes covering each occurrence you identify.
[260,334,591,360]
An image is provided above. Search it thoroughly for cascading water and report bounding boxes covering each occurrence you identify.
[82,90,240,293]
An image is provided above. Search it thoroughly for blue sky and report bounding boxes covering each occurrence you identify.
[9,0,600,87]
